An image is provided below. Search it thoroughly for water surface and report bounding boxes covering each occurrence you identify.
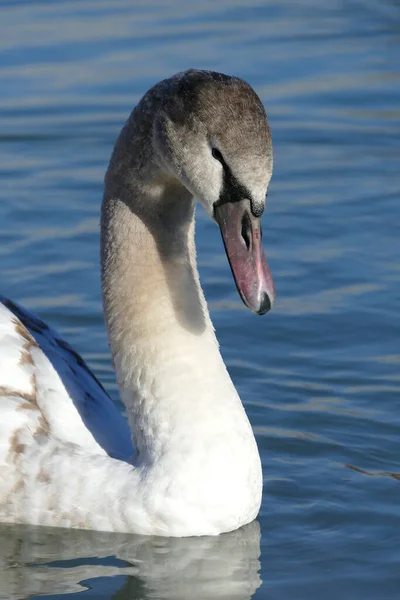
[0,1,399,598]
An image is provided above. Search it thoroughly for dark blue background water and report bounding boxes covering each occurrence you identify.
[0,1,399,598]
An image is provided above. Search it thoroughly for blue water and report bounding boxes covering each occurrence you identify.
[1,1,399,598]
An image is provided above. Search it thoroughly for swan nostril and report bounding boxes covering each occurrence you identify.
[241,213,251,251]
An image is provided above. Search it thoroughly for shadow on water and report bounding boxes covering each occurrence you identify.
[0,521,261,599]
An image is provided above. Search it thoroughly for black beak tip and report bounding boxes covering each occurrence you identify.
[257,292,272,315]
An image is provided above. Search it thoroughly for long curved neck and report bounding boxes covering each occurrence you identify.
[101,147,238,459]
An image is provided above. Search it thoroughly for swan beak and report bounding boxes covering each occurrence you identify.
[214,199,275,315]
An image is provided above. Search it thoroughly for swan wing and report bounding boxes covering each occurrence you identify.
[0,297,133,462]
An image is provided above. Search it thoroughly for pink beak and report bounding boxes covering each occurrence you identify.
[214,199,275,315]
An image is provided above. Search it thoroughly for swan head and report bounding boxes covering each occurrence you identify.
[153,69,275,315]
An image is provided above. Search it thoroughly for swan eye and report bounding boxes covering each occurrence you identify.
[212,148,223,163]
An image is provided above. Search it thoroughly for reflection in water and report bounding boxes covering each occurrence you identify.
[0,521,261,599]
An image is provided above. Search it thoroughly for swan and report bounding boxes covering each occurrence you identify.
[0,69,274,537]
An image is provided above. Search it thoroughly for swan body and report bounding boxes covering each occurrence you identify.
[0,70,274,537]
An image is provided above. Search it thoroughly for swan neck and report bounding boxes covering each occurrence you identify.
[101,159,235,455]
